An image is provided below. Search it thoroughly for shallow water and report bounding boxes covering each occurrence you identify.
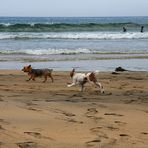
[1,59,148,72]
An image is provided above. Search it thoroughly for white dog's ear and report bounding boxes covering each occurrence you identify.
[70,68,75,78]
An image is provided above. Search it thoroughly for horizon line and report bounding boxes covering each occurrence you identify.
[0,15,148,18]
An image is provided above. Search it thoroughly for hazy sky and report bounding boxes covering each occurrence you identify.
[0,0,148,17]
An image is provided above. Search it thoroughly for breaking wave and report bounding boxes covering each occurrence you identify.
[0,22,147,32]
[0,32,148,40]
[0,48,147,55]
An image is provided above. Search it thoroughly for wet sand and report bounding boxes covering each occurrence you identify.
[0,70,148,148]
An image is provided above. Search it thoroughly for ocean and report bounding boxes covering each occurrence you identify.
[0,16,148,71]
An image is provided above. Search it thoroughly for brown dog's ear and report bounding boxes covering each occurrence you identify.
[89,72,97,82]
[28,65,31,68]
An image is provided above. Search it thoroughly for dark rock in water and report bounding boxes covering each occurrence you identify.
[115,67,127,72]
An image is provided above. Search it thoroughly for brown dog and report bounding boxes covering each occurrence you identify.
[22,65,53,83]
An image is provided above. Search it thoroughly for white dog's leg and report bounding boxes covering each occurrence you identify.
[67,82,76,87]
[94,82,104,93]
[80,84,84,92]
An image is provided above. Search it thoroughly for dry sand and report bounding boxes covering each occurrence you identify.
[0,70,148,148]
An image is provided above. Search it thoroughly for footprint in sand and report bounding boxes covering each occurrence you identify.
[0,142,4,147]
[71,93,83,98]
[55,93,68,96]
[119,134,129,137]
[0,119,9,125]
[25,102,37,106]
[24,132,42,139]
[86,108,98,117]
[86,139,101,144]
[57,116,83,124]
[124,99,136,104]
[0,125,5,130]
[62,112,76,117]
[90,126,103,132]
[0,98,4,101]
[27,107,42,112]
[90,125,119,133]
[85,108,104,121]
[65,99,77,103]
[114,120,127,125]
[87,108,98,113]
[107,126,119,131]
[90,127,109,139]
[67,118,83,124]
[104,113,124,117]
[24,132,53,140]
[142,110,148,113]
[53,109,83,124]
[53,108,76,117]
[17,141,37,148]
[123,90,133,96]
[141,132,148,135]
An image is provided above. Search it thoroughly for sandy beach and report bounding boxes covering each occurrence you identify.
[0,70,148,148]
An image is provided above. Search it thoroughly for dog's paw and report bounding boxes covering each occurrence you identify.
[102,91,105,94]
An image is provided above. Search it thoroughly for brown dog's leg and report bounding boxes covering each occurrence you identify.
[43,76,47,83]
[26,78,31,81]
[50,75,54,83]
[26,76,32,81]
[27,75,35,81]
[49,74,54,83]
[32,76,35,81]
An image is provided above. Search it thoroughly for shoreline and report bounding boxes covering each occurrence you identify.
[0,58,148,72]
[0,70,148,147]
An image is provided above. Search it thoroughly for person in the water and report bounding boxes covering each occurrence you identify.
[123,27,127,32]
[141,26,144,33]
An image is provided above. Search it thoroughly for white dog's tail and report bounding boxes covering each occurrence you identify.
[93,70,100,75]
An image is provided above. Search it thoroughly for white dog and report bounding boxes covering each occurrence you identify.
[67,69,104,93]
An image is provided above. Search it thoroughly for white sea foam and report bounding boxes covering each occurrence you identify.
[0,32,148,40]
[0,48,93,55]
[1,48,148,56]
